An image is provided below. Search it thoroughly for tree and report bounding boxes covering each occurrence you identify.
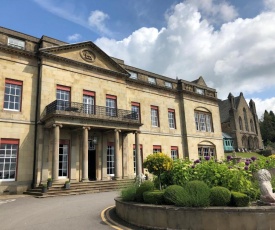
[143,153,173,190]
[260,110,275,145]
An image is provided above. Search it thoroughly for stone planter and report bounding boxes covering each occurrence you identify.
[115,198,275,230]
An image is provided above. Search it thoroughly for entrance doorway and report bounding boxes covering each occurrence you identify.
[88,141,96,180]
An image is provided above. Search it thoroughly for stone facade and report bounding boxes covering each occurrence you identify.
[0,26,223,194]
[219,92,263,151]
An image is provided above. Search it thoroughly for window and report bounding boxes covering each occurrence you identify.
[131,102,140,121]
[171,146,178,160]
[243,108,249,131]
[168,109,176,129]
[250,119,254,132]
[83,90,95,114]
[151,106,159,127]
[0,139,19,181]
[107,143,114,175]
[4,79,22,111]
[56,85,70,110]
[198,146,215,159]
[194,111,213,132]
[59,140,69,177]
[153,145,161,153]
[129,71,138,79]
[106,95,117,117]
[239,116,243,130]
[8,37,25,49]
[195,88,205,95]
[165,82,172,88]
[148,77,156,84]
[133,144,143,174]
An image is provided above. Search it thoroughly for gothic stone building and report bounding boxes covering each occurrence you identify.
[219,92,263,152]
[0,27,224,194]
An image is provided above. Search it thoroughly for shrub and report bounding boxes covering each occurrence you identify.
[143,153,173,190]
[230,191,249,207]
[176,180,210,207]
[135,181,155,202]
[209,186,231,206]
[121,184,137,201]
[143,190,165,205]
[163,185,185,205]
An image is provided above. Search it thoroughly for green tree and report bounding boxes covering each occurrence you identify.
[143,153,173,190]
[260,110,275,145]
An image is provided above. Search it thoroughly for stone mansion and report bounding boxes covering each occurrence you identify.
[0,26,261,194]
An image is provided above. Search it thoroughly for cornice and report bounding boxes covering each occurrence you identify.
[126,78,179,94]
[39,51,129,78]
[0,44,36,58]
[180,89,219,102]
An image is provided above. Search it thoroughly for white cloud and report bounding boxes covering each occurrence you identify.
[249,97,275,118]
[95,1,275,116]
[67,33,82,42]
[88,10,110,35]
[186,0,238,24]
[33,0,111,36]
[264,0,275,11]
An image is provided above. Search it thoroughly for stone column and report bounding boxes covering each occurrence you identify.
[135,131,142,176]
[114,129,121,180]
[82,126,90,182]
[53,124,62,182]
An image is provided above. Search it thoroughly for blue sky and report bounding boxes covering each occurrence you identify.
[1,0,275,117]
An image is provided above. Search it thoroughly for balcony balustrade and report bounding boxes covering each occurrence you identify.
[41,100,140,124]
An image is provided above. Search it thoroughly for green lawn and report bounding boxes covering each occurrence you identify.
[224,152,266,160]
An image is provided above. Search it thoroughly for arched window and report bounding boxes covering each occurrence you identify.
[194,109,213,132]
[243,108,249,131]
[239,116,243,130]
[254,137,259,149]
[250,119,254,132]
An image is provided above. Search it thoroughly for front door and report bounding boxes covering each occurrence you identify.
[88,141,96,180]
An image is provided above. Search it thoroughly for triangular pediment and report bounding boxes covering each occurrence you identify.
[39,41,129,76]
[192,76,207,87]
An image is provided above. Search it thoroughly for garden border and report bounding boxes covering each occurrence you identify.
[115,198,275,230]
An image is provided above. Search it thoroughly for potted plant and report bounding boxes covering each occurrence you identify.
[64,180,70,189]
[47,178,52,188]
[41,184,47,193]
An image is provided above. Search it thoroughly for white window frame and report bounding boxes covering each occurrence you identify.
[0,141,18,181]
[148,77,156,84]
[151,107,159,127]
[129,71,138,79]
[83,95,95,114]
[8,37,25,50]
[107,145,115,176]
[165,82,172,88]
[131,104,140,121]
[168,110,176,129]
[4,81,22,111]
[195,87,205,95]
[56,89,70,111]
[171,148,178,160]
[106,97,117,117]
[195,111,213,132]
[198,146,215,159]
[58,143,69,178]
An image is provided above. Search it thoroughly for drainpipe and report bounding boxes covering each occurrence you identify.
[31,42,42,189]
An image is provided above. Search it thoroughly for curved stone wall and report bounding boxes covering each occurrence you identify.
[115,198,275,230]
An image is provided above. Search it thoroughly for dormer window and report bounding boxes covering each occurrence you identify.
[148,77,156,84]
[165,82,172,88]
[195,87,204,95]
[8,37,25,50]
[129,71,138,79]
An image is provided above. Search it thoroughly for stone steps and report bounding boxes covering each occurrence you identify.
[24,179,134,198]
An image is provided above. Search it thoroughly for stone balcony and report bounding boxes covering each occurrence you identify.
[40,100,142,129]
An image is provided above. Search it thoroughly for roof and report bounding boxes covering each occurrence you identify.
[222,132,233,139]
[218,95,241,123]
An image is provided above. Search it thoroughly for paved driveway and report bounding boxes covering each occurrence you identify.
[0,191,120,230]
